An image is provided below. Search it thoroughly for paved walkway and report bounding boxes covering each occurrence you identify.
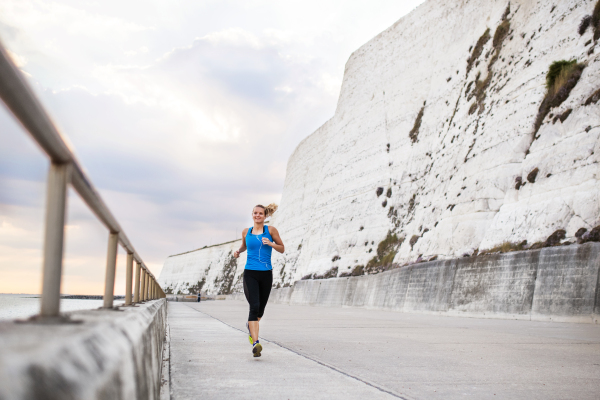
[166,301,600,400]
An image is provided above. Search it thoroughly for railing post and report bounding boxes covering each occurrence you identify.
[141,269,147,302]
[133,261,141,303]
[139,269,145,302]
[40,162,70,317]
[103,232,119,309]
[125,253,133,305]
[149,276,153,300]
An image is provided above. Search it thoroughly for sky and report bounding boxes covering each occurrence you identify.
[0,0,425,295]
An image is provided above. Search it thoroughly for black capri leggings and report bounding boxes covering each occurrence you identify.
[243,269,273,321]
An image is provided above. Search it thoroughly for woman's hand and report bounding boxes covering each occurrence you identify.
[235,229,248,257]
[264,227,285,254]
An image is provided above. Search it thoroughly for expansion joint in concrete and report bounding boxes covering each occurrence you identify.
[183,304,410,400]
[160,323,172,400]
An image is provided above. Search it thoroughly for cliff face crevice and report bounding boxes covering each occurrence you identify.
[160,0,600,294]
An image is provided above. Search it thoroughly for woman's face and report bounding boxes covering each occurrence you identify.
[252,207,265,223]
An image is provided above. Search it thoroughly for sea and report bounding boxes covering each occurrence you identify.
[0,293,122,320]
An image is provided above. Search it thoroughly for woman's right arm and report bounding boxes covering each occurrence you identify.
[234,228,248,258]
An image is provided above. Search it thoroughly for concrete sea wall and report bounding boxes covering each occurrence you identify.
[0,299,167,400]
[262,243,600,323]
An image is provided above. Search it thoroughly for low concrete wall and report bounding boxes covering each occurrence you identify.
[227,293,245,301]
[0,299,167,400]
[264,243,600,323]
[166,294,222,302]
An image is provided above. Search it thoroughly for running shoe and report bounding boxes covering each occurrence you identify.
[245,322,252,344]
[252,341,262,357]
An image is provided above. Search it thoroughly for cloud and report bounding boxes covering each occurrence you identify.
[0,0,426,294]
[0,24,340,292]
[6,48,27,67]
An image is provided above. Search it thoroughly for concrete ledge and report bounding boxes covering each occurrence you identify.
[257,243,600,323]
[226,293,245,301]
[0,299,167,400]
[532,244,600,317]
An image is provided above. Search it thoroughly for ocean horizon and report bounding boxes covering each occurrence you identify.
[0,293,124,320]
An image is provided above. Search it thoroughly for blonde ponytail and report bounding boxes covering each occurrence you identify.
[264,203,278,217]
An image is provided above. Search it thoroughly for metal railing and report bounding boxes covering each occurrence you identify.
[0,40,165,318]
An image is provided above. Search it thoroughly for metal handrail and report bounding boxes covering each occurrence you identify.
[0,39,165,318]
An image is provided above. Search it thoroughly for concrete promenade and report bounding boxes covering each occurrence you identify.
[166,301,600,399]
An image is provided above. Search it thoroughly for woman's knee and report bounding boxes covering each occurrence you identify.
[257,305,267,319]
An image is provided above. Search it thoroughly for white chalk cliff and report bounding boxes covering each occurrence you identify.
[160,0,600,294]
[160,241,246,295]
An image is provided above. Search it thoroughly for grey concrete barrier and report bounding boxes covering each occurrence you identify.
[167,294,215,302]
[264,243,600,323]
[268,289,281,303]
[289,280,321,305]
[227,293,245,301]
[404,260,453,313]
[277,287,293,304]
[315,278,348,307]
[448,250,539,319]
[532,244,600,322]
[347,276,369,307]
[0,299,167,400]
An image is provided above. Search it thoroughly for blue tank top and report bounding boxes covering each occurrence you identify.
[245,225,273,271]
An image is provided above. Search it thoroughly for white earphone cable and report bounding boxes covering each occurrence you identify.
[255,229,270,268]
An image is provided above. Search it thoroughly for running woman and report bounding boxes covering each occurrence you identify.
[233,204,285,357]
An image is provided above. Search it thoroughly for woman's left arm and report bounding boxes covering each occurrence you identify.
[263,227,285,254]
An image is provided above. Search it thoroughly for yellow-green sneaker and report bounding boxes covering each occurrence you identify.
[246,322,253,344]
[252,342,262,357]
